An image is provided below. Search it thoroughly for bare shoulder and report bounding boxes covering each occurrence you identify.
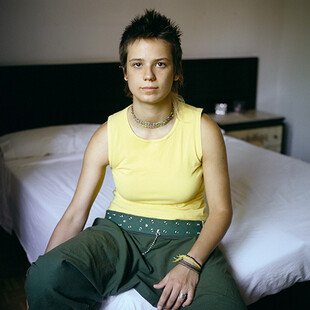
[88,122,108,146]
[85,122,109,166]
[92,122,108,140]
[200,113,226,156]
[201,113,224,143]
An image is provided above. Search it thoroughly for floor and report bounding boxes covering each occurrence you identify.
[0,227,29,310]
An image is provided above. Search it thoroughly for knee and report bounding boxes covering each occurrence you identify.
[25,252,66,302]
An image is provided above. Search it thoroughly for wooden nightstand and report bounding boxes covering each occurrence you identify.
[209,110,285,153]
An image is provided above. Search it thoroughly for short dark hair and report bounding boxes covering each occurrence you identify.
[119,9,183,97]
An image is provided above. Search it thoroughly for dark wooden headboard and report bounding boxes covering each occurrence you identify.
[0,58,258,135]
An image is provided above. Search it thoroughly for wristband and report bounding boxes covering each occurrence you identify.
[185,254,202,269]
[179,260,201,274]
[172,254,202,274]
[173,254,202,269]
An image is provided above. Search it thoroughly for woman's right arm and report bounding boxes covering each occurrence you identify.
[45,123,109,252]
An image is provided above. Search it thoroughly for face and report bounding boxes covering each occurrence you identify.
[124,38,178,106]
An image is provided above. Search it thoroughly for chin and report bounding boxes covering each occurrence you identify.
[134,94,171,105]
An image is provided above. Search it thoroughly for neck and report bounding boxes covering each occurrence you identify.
[130,104,174,129]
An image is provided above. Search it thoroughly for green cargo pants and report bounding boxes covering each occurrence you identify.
[25,217,246,309]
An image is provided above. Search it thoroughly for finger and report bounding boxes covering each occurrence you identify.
[164,288,181,310]
[181,290,194,307]
[156,285,173,310]
[153,281,165,289]
[153,276,168,289]
[172,291,190,309]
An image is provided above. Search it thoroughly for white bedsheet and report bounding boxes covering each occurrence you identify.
[1,133,310,307]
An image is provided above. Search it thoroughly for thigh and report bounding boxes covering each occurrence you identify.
[32,219,134,297]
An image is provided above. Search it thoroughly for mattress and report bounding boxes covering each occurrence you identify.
[1,125,310,308]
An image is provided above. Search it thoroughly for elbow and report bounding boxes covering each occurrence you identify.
[209,204,233,227]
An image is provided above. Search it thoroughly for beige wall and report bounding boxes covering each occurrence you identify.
[0,0,309,161]
[275,1,310,162]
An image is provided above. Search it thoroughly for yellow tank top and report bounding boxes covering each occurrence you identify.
[107,102,207,221]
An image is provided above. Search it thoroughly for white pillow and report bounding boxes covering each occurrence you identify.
[0,124,100,160]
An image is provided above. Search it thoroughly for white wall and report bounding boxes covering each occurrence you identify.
[0,0,309,161]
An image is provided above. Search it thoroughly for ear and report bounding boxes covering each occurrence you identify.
[123,68,128,81]
[174,74,179,81]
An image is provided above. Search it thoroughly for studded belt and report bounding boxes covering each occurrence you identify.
[105,210,203,238]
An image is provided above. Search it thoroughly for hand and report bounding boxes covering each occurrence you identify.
[153,264,199,309]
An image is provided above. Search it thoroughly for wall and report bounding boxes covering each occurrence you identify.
[0,0,309,161]
[275,0,310,162]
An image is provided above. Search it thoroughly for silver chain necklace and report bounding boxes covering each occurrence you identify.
[130,105,174,129]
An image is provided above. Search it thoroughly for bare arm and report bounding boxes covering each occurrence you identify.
[186,113,232,264]
[155,114,232,309]
[45,123,109,252]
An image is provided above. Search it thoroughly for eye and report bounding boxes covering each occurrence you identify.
[132,62,142,68]
[156,62,167,68]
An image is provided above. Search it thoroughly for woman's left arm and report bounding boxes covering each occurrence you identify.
[187,113,232,264]
[154,114,232,310]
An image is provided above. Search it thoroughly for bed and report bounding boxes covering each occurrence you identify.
[1,123,310,309]
[0,61,309,309]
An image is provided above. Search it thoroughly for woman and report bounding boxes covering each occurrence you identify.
[25,10,246,310]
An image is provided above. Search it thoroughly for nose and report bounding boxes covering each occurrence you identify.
[144,65,156,81]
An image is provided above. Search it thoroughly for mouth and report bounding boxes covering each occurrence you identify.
[141,86,158,90]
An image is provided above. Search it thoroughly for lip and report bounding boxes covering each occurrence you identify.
[141,86,158,90]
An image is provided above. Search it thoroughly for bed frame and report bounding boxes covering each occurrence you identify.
[1,59,309,310]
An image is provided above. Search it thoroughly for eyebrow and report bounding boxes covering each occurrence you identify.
[128,58,170,62]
